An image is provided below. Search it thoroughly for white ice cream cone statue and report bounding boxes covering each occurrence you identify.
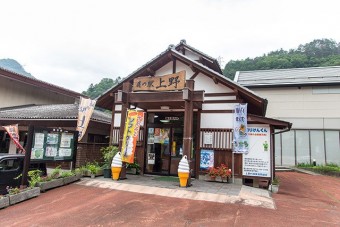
[178,155,190,187]
[111,152,122,180]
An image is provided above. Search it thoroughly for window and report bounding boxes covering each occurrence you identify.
[0,158,20,171]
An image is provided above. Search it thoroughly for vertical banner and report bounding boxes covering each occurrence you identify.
[233,103,248,153]
[121,110,145,163]
[77,97,96,141]
[242,125,271,177]
[3,124,25,153]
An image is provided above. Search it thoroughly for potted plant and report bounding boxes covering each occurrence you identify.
[270,177,280,193]
[101,146,119,178]
[126,162,140,175]
[207,167,219,181]
[217,164,232,182]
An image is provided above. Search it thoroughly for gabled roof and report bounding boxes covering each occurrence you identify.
[97,41,267,116]
[175,39,223,74]
[235,66,340,88]
[0,67,84,98]
[0,104,111,124]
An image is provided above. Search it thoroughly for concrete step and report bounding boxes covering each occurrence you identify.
[275,166,294,172]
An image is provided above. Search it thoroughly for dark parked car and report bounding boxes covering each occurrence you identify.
[0,153,46,195]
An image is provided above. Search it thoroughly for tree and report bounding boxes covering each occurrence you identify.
[223,38,340,80]
[82,77,122,99]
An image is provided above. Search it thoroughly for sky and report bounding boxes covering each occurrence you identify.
[1,0,340,93]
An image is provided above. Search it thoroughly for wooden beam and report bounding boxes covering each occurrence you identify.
[204,99,243,104]
[147,68,155,76]
[190,71,199,80]
[189,64,197,73]
[128,91,204,103]
[109,103,115,145]
[172,58,176,74]
[201,110,234,113]
[204,92,237,97]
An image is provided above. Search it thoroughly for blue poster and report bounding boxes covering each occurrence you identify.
[200,149,214,170]
[233,103,249,153]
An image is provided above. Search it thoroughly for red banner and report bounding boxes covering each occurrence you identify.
[3,124,26,154]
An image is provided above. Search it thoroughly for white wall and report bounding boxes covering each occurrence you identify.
[0,76,75,108]
[194,73,233,93]
[201,113,234,128]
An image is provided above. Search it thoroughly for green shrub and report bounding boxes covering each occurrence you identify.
[101,146,119,168]
[28,169,42,188]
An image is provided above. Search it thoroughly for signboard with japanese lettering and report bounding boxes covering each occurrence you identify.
[132,71,186,91]
[242,124,271,178]
[233,103,248,153]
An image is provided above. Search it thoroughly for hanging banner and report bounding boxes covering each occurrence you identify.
[3,124,25,153]
[77,97,96,141]
[233,103,248,153]
[242,124,271,177]
[121,110,145,163]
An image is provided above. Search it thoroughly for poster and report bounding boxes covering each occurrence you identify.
[233,103,249,153]
[45,145,58,157]
[154,128,160,143]
[200,149,214,170]
[60,133,73,148]
[77,97,96,141]
[47,133,59,144]
[31,148,44,159]
[204,132,213,145]
[147,128,155,144]
[242,124,271,177]
[59,148,72,157]
[121,110,145,163]
[160,128,170,144]
[148,153,155,164]
[34,133,45,148]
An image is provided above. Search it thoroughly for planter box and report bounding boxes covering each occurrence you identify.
[0,196,9,209]
[63,175,81,185]
[269,184,279,193]
[37,178,64,192]
[9,187,40,205]
[83,169,103,177]
[126,168,137,175]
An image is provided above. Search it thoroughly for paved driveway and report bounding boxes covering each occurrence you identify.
[1,172,339,226]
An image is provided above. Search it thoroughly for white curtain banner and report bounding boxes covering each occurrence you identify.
[233,103,248,153]
[77,97,96,141]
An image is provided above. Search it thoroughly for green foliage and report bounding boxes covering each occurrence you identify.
[61,171,74,178]
[126,162,140,170]
[224,38,340,80]
[82,77,122,99]
[272,177,280,185]
[6,186,20,195]
[101,146,119,168]
[50,166,61,179]
[297,163,340,175]
[27,170,42,188]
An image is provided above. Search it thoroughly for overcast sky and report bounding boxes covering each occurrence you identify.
[1,0,340,93]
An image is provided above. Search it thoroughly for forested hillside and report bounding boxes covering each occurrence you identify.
[223,39,340,80]
[82,77,122,99]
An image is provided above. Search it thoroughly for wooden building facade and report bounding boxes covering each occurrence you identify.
[97,40,291,181]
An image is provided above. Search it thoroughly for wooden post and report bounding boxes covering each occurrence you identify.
[183,80,195,163]
[21,125,34,187]
[118,82,132,179]
[109,102,116,145]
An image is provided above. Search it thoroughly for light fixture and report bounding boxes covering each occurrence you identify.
[154,115,159,118]
[160,105,170,110]
[160,119,170,123]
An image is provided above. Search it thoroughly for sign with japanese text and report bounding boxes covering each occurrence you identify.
[132,71,186,91]
[3,124,25,153]
[233,103,248,153]
[121,110,145,163]
[77,97,96,141]
[242,124,271,178]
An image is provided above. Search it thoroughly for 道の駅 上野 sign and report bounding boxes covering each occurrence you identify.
[132,71,186,91]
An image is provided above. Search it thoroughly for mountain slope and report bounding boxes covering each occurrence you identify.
[0,58,34,78]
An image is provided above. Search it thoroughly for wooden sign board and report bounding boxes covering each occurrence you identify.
[133,71,186,91]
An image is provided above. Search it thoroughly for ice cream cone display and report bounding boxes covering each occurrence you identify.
[111,152,122,180]
[177,155,190,187]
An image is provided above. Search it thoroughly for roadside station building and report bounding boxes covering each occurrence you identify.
[97,40,291,185]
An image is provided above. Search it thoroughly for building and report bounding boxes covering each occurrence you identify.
[97,40,291,184]
[0,67,111,167]
[235,66,340,166]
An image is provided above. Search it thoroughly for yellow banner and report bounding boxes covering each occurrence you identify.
[77,97,96,141]
[121,110,144,163]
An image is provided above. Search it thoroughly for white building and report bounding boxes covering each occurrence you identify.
[235,66,340,166]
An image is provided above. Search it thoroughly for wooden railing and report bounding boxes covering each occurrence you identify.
[111,127,144,146]
[199,128,233,150]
